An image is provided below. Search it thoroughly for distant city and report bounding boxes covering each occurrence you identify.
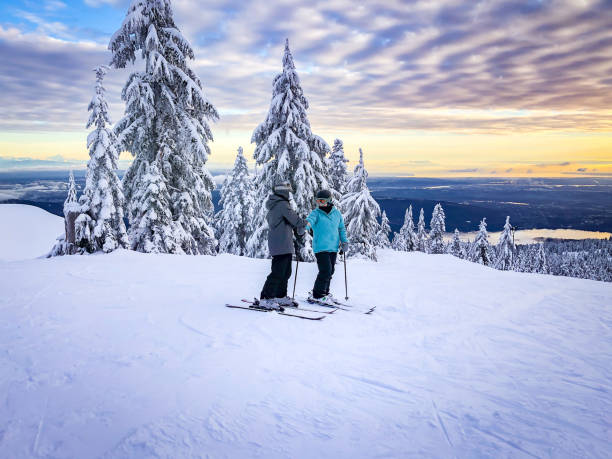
[1,170,611,239]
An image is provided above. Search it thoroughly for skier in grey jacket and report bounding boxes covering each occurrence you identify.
[258,180,306,309]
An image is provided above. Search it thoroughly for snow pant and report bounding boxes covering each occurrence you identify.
[260,253,293,299]
[313,251,338,299]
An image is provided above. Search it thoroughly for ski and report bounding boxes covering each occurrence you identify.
[333,300,375,314]
[226,304,326,321]
[304,297,376,314]
[241,299,337,314]
[327,297,376,314]
[305,299,350,311]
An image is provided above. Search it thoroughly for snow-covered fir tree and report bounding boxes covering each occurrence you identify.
[110,0,219,255]
[513,245,532,272]
[75,65,128,254]
[534,243,548,274]
[327,138,349,201]
[416,208,428,252]
[495,216,515,270]
[128,161,180,253]
[470,218,494,266]
[428,203,446,254]
[340,148,380,260]
[392,205,416,251]
[345,150,365,195]
[375,210,391,249]
[247,39,330,259]
[215,147,255,256]
[449,228,463,258]
[65,170,78,212]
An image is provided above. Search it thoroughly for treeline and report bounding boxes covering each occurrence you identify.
[387,203,612,283]
[525,239,612,282]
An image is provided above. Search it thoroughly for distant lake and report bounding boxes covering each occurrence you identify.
[447,228,611,244]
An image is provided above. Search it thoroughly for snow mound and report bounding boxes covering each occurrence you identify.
[0,204,63,261]
[0,205,610,457]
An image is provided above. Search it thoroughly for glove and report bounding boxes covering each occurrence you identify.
[339,242,349,255]
[294,232,305,261]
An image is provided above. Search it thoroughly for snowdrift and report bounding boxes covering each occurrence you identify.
[0,207,610,457]
[0,204,63,262]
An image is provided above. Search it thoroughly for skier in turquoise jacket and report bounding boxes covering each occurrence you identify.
[306,189,349,302]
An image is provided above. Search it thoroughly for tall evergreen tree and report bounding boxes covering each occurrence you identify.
[375,210,391,249]
[75,66,128,254]
[416,208,428,252]
[429,203,446,254]
[215,147,255,256]
[109,0,219,254]
[495,216,515,270]
[327,138,349,201]
[449,228,463,258]
[470,218,494,265]
[392,205,416,251]
[340,148,380,260]
[247,39,330,258]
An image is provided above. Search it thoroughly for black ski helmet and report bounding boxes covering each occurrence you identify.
[315,189,332,200]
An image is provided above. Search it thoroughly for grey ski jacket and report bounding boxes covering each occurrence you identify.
[266,191,306,257]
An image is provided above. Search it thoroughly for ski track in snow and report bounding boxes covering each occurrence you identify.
[0,242,611,457]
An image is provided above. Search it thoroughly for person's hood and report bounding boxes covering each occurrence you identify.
[266,191,290,210]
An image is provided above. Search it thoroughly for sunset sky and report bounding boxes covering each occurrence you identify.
[0,0,611,176]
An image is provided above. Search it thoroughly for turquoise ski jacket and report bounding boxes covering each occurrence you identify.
[306,206,348,253]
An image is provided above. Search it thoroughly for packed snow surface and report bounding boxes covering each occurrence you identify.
[0,204,63,261]
[1,209,611,457]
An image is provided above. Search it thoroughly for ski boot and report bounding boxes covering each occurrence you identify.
[253,298,285,311]
[275,296,299,308]
[307,292,335,306]
[324,292,340,305]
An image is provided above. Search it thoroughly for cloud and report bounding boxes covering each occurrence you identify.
[83,0,125,6]
[562,171,612,176]
[44,1,67,11]
[0,156,84,170]
[576,168,588,172]
[0,179,72,201]
[14,11,74,40]
[535,161,572,168]
[448,168,478,173]
[0,0,611,137]
[46,154,67,162]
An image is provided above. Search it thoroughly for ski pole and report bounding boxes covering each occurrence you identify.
[343,252,348,300]
[292,258,299,300]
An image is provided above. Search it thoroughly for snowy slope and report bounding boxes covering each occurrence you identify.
[0,227,611,456]
[0,204,63,262]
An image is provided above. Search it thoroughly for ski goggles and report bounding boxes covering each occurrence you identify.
[274,183,293,192]
[316,198,330,205]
